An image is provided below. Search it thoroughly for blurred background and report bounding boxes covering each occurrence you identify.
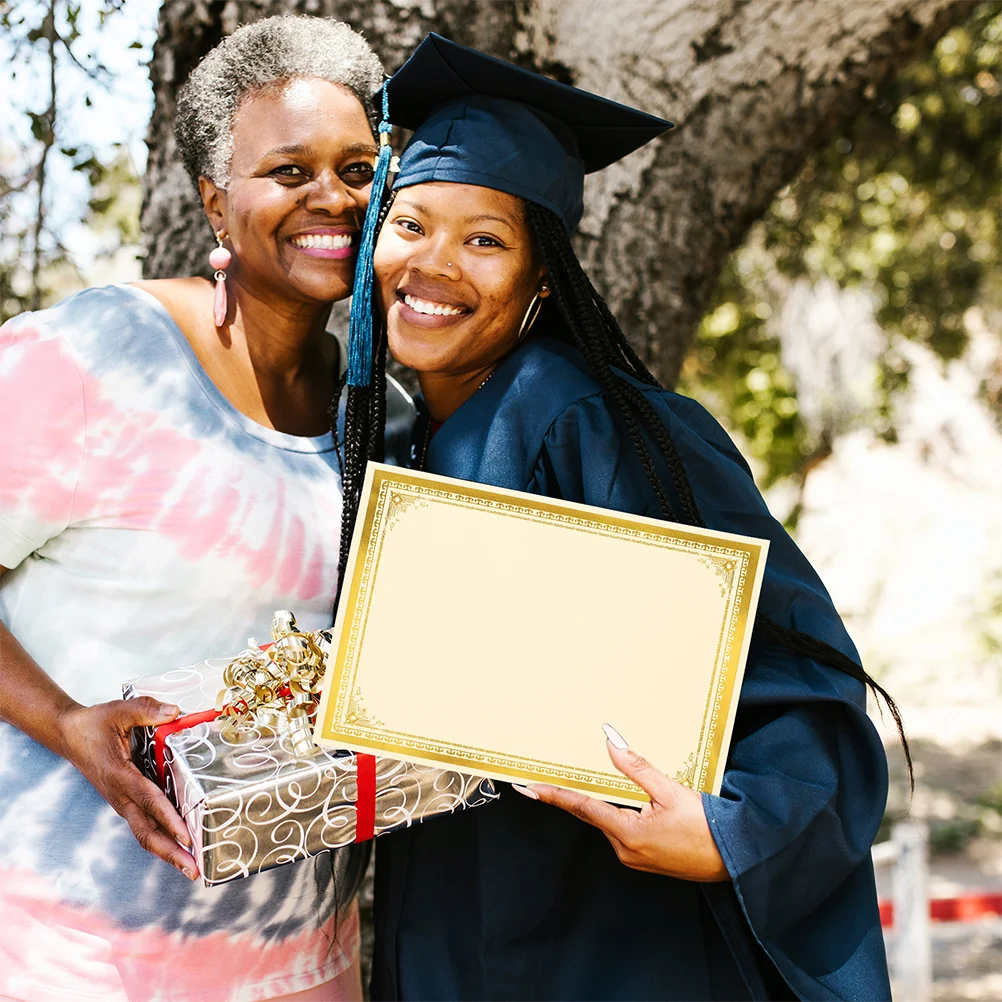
[2,1,999,998]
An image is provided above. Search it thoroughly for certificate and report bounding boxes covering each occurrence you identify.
[314,463,768,803]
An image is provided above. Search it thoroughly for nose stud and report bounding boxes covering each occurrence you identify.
[446,262,453,268]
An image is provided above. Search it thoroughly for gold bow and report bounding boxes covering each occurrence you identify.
[215,610,327,758]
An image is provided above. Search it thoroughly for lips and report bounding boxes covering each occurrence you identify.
[396,278,473,311]
[400,293,467,317]
[393,282,474,330]
[292,233,353,250]
[289,229,357,260]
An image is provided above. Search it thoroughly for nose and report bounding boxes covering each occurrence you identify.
[410,233,460,281]
[302,169,363,221]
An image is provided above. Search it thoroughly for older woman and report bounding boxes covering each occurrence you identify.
[338,36,903,1001]
[0,16,411,1002]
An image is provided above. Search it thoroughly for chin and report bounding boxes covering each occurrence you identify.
[293,275,354,305]
[386,326,447,373]
[280,259,356,305]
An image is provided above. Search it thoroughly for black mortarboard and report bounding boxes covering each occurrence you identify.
[385,33,674,231]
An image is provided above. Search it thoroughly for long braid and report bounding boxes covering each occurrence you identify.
[540,220,680,520]
[331,193,396,603]
[527,202,912,787]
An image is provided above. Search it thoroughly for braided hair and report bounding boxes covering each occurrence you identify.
[330,193,396,595]
[331,195,912,787]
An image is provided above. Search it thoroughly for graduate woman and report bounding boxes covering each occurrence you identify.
[336,35,905,1001]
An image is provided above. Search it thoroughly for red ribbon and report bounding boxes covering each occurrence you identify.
[151,713,379,844]
[154,709,220,786]
[354,753,377,842]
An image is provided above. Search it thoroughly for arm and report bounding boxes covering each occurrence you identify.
[1,566,198,879]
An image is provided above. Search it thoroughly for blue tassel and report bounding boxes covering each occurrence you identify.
[347,83,393,388]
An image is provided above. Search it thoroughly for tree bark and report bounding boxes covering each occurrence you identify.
[143,0,965,384]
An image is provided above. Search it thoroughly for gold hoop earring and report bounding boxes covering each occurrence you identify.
[516,291,544,343]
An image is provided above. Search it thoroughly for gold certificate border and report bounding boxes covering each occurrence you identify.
[315,464,766,803]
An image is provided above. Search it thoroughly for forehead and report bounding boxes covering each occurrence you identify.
[229,78,373,164]
[394,182,527,225]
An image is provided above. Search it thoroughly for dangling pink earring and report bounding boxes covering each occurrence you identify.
[209,231,232,327]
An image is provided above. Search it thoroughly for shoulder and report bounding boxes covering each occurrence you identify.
[520,340,747,471]
[3,284,174,354]
[507,336,603,406]
[130,278,209,333]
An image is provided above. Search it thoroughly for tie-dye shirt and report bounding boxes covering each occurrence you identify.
[0,285,408,1001]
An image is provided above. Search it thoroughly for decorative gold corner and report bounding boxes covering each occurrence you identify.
[344,684,384,729]
[673,751,697,788]
[698,555,737,599]
[385,491,429,531]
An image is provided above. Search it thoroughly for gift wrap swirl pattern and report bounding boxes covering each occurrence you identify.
[125,659,497,885]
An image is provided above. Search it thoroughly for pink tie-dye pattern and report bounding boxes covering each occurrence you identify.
[1,298,358,1001]
[0,323,338,602]
[0,867,359,1002]
[0,334,86,528]
[277,516,306,595]
[299,542,326,602]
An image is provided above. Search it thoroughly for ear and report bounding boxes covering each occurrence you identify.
[198,176,228,236]
[538,274,552,298]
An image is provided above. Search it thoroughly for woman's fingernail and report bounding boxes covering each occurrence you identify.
[512,784,539,800]
[182,865,197,880]
[160,703,180,717]
[602,723,629,750]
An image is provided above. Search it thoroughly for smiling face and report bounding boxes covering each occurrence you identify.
[374,182,549,382]
[200,78,377,307]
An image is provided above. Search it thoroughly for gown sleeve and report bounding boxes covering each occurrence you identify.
[527,390,890,1000]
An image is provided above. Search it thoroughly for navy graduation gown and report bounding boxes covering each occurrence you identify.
[371,335,891,1002]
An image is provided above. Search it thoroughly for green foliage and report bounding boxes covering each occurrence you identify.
[0,0,142,322]
[929,817,982,854]
[682,3,1001,488]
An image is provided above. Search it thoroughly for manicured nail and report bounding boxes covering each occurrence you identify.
[602,723,629,750]
[182,865,197,881]
[511,784,539,800]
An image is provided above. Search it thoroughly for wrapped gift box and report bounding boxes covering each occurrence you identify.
[124,647,497,886]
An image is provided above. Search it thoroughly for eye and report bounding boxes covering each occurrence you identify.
[343,161,375,177]
[394,218,424,235]
[341,161,376,186]
[270,164,308,180]
[468,234,504,248]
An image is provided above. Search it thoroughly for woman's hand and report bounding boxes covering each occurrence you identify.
[0,618,198,880]
[57,697,199,881]
[513,725,730,882]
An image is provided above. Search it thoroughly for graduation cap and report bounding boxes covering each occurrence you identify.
[386,33,675,232]
[345,34,673,389]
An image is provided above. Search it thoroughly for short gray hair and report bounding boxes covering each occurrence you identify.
[175,14,384,190]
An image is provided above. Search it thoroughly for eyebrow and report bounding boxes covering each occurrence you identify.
[395,201,518,230]
[260,141,379,158]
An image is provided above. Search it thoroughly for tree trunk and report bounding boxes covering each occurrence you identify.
[143,0,965,385]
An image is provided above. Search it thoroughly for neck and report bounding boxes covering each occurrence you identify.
[418,362,498,423]
[223,268,332,378]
